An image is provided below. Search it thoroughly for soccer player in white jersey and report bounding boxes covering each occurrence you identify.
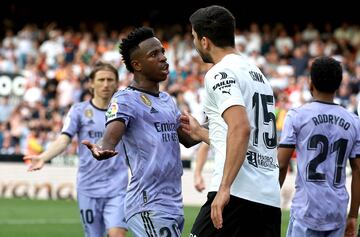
[82,27,199,237]
[24,62,128,237]
[278,56,360,237]
[181,5,281,236]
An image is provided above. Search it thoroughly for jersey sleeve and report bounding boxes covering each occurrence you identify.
[278,109,297,147]
[350,117,360,159]
[171,95,182,129]
[105,91,136,127]
[61,104,80,138]
[206,68,245,116]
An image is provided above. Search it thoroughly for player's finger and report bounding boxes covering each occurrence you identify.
[180,115,189,124]
[181,127,191,135]
[81,140,93,148]
[211,203,219,229]
[23,155,35,161]
[28,164,40,172]
[212,202,223,229]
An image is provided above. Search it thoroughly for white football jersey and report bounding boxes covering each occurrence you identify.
[204,53,280,207]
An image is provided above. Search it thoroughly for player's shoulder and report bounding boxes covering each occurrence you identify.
[159,91,171,100]
[207,53,261,80]
[111,87,137,102]
[114,87,133,96]
[285,103,312,121]
[70,100,91,110]
[207,55,238,77]
[344,108,360,123]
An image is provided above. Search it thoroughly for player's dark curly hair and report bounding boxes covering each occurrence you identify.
[190,5,235,48]
[119,27,155,73]
[310,56,342,93]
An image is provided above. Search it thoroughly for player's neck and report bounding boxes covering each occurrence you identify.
[131,80,159,94]
[91,97,110,110]
[211,47,237,64]
[313,91,335,103]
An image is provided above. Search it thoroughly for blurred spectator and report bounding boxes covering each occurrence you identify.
[0,96,15,122]
[1,20,360,158]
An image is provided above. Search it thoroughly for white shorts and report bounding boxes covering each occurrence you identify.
[127,210,183,237]
[77,193,127,237]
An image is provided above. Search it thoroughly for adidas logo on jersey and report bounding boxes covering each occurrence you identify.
[150,107,158,113]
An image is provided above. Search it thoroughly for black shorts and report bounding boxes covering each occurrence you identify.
[190,192,281,237]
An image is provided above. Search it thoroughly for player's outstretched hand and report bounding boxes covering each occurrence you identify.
[23,155,45,171]
[81,140,118,160]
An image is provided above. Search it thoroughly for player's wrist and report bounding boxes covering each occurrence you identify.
[348,212,358,219]
[218,183,231,192]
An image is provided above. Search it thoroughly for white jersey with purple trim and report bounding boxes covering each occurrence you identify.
[203,53,280,208]
[62,100,128,198]
[105,86,183,221]
[279,101,360,231]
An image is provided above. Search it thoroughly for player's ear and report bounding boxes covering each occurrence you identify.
[201,36,210,50]
[131,59,141,72]
[309,78,314,93]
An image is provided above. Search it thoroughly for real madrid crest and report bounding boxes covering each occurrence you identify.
[84,109,93,118]
[140,93,152,107]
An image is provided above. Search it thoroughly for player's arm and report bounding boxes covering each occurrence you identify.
[194,143,210,192]
[82,120,125,160]
[278,146,295,188]
[179,112,209,146]
[211,105,250,229]
[24,134,71,171]
[219,105,249,190]
[345,157,360,237]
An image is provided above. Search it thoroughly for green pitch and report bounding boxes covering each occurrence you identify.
[0,198,290,236]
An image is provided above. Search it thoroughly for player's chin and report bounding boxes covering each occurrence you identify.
[157,73,168,81]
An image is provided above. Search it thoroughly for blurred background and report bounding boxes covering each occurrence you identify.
[0,0,359,236]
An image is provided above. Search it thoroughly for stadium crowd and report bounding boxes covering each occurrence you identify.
[1,21,360,160]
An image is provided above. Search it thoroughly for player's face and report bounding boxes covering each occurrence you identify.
[136,37,169,83]
[91,70,118,100]
[191,28,213,64]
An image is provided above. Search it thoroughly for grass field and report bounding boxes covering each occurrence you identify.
[0,198,290,237]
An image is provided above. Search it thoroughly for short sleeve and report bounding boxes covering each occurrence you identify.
[206,68,245,116]
[279,109,297,147]
[61,104,79,138]
[350,117,360,158]
[105,92,136,127]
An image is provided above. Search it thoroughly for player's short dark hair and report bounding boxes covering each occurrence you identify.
[89,61,118,81]
[119,27,155,73]
[189,5,235,48]
[310,56,342,93]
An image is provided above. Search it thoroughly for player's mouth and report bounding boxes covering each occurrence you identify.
[160,63,169,74]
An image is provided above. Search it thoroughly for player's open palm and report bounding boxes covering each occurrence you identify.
[211,187,230,229]
[81,140,118,160]
[23,155,45,171]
